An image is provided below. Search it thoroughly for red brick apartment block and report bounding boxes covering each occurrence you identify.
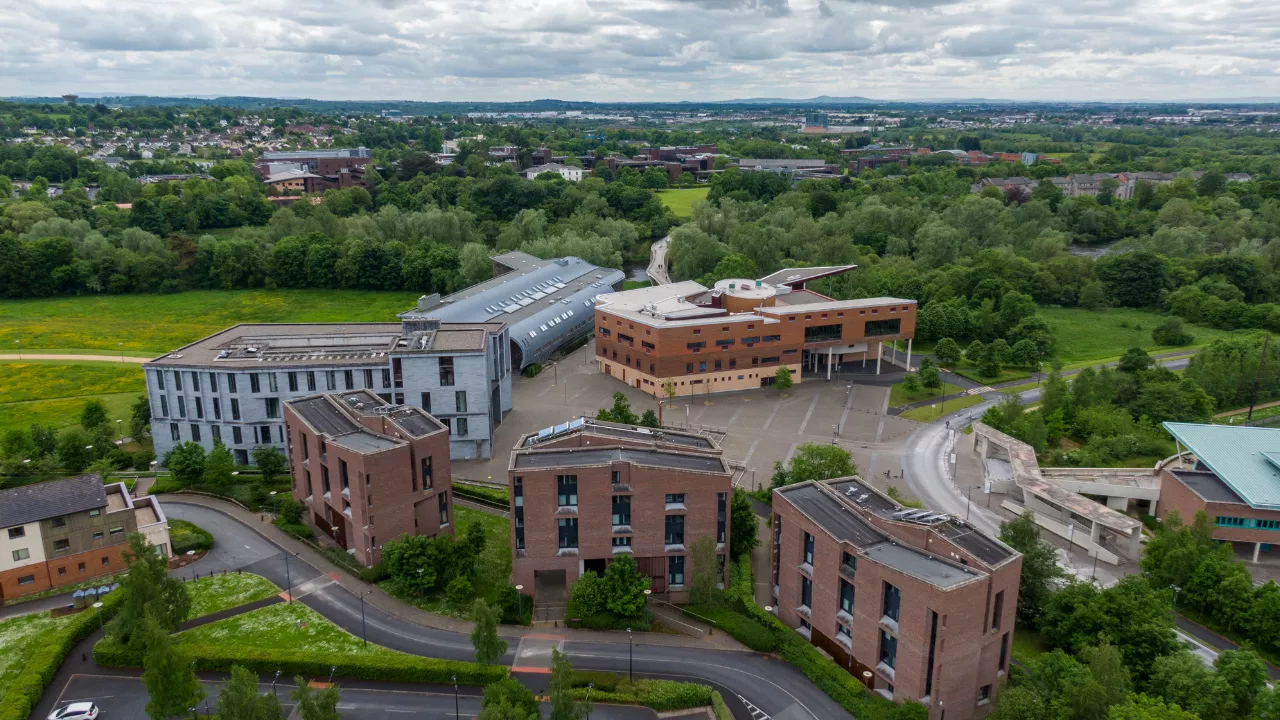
[285,390,453,567]
[509,419,732,603]
[771,479,1022,720]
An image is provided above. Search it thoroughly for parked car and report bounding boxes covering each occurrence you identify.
[48,703,99,720]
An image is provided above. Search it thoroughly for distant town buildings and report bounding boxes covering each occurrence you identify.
[970,171,1251,199]
[256,147,372,193]
[523,164,585,182]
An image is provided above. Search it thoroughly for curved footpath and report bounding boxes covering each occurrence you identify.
[149,498,853,720]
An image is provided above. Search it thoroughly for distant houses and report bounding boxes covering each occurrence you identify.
[970,170,1252,198]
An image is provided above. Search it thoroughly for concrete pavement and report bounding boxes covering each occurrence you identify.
[647,236,671,285]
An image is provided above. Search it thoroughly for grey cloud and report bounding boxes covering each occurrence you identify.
[942,33,1019,58]
[672,0,792,17]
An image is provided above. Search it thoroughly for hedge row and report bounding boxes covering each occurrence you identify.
[720,562,923,720]
[683,604,777,652]
[94,637,507,687]
[712,691,733,720]
[0,590,125,720]
[451,484,509,507]
[567,678,714,712]
[565,610,652,632]
[168,519,214,554]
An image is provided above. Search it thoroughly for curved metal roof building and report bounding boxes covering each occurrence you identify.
[399,251,624,370]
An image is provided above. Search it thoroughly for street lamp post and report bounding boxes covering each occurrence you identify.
[586,683,594,719]
[15,340,20,360]
[359,590,372,647]
[116,419,123,444]
[272,670,281,702]
[966,485,980,522]
[283,551,296,604]
[452,674,459,720]
[627,627,633,682]
[1171,585,1182,608]
[328,666,336,685]
[92,601,104,633]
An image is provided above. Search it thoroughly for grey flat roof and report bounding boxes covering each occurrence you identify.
[863,542,981,589]
[828,479,900,514]
[0,474,106,528]
[1172,469,1247,505]
[330,433,404,453]
[778,483,887,547]
[581,423,715,450]
[933,523,1015,566]
[513,448,728,474]
[291,397,361,436]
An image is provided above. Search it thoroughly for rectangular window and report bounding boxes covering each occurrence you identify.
[456,417,469,437]
[228,374,237,393]
[340,459,349,490]
[93,531,103,541]
[801,576,813,608]
[612,536,632,548]
[665,515,685,545]
[157,371,165,390]
[979,686,991,704]
[421,456,433,489]
[669,555,685,586]
[880,630,897,669]
[191,424,201,442]
[421,392,431,413]
[612,495,631,526]
[382,369,392,388]
[209,373,218,393]
[345,370,354,390]
[992,590,1004,631]
[102,556,110,566]
[233,426,243,444]
[288,372,299,392]
[321,465,331,494]
[364,369,374,388]
[558,518,578,548]
[265,398,281,419]
[514,477,525,550]
[840,580,855,614]
[926,610,939,696]
[717,492,727,544]
[17,575,35,585]
[883,582,901,623]
[326,371,336,391]
[687,341,705,351]
[268,373,278,392]
[306,371,316,392]
[864,319,902,337]
[762,335,781,343]
[109,526,124,536]
[54,539,71,552]
[170,423,180,441]
[211,424,221,442]
[455,391,467,413]
[174,372,183,391]
[177,396,186,418]
[7,527,24,540]
[665,493,685,506]
[250,374,261,393]
[160,395,169,417]
[439,357,455,386]
[11,548,30,562]
[803,532,814,566]
[999,632,1010,672]
[212,397,221,420]
[557,475,578,507]
[51,517,65,529]
[716,338,735,347]
[58,567,66,576]
[195,397,204,419]
[803,323,842,343]
[191,372,200,392]
[439,491,449,525]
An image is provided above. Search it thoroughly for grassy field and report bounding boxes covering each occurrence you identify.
[899,393,984,422]
[0,289,419,354]
[178,601,403,657]
[623,279,652,291]
[0,392,141,436]
[186,573,281,620]
[1011,625,1050,663]
[657,187,710,219]
[0,611,73,703]
[0,361,144,404]
[1039,307,1241,364]
[888,381,963,408]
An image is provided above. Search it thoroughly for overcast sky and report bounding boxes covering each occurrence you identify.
[2,0,1277,102]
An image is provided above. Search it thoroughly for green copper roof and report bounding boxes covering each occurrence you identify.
[1164,422,1280,510]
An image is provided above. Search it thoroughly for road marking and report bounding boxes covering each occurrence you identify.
[762,400,782,431]
[967,386,996,395]
[740,694,772,719]
[741,439,760,470]
[726,403,745,429]
[784,442,799,465]
[797,392,821,435]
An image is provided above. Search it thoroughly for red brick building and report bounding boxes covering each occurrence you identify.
[285,390,453,566]
[771,479,1021,720]
[509,418,731,605]
[594,266,916,397]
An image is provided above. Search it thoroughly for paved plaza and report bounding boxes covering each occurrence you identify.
[454,340,921,491]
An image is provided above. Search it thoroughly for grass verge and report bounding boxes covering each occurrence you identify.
[185,572,280,620]
[1010,625,1050,664]
[899,393,985,422]
[622,280,652,291]
[1039,307,1239,365]
[95,601,504,686]
[888,381,963,408]
[0,391,141,435]
[656,187,709,218]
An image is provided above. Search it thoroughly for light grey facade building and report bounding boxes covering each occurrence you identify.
[145,319,512,464]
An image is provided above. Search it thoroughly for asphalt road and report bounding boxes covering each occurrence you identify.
[49,673,659,720]
[163,502,853,720]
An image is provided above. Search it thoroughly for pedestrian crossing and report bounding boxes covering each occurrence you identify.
[966,386,996,395]
[740,694,771,720]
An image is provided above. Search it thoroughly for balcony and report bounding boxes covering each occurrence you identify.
[341,487,350,499]
[796,604,812,620]
[839,562,857,581]
[612,524,632,534]
[611,545,634,555]
[664,543,686,553]
[879,615,899,634]
[557,547,579,557]
[556,505,578,516]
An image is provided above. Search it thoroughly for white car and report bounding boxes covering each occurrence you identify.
[48,703,99,720]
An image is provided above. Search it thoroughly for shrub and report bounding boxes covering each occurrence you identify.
[712,692,732,720]
[0,589,125,720]
[1152,317,1194,346]
[446,575,474,611]
[168,519,214,554]
[93,635,507,686]
[684,605,777,652]
[451,484,509,506]
[522,364,543,377]
[567,679,714,711]
[566,610,652,631]
[567,571,607,617]
[275,522,314,541]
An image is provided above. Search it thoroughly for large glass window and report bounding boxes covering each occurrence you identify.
[456,418,469,437]
[840,580,855,615]
[864,318,902,337]
[231,398,240,420]
[288,372,299,392]
[883,582,901,623]
[456,391,467,413]
[513,477,525,550]
[612,495,631,526]
[558,518,578,548]
[557,475,578,507]
[421,456,433,489]
[439,491,449,525]
[879,630,897,669]
[803,532,814,566]
[250,374,260,393]
[800,576,813,608]
[439,357,455,386]
[669,555,685,586]
[665,515,685,545]
[803,323,843,343]
[717,493,727,544]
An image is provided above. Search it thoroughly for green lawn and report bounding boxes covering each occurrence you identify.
[1039,307,1241,365]
[623,280,652,291]
[1011,626,1050,663]
[889,381,963,408]
[0,612,74,703]
[0,289,420,354]
[899,393,985,422]
[185,573,281,620]
[0,360,144,404]
[0,392,141,436]
[178,602,403,657]
[657,187,710,219]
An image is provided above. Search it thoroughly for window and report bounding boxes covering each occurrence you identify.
[17,575,34,586]
[54,539,71,552]
[382,369,392,388]
[804,324,842,343]
[177,396,186,418]
[109,526,124,536]
[7,527,24,540]
[1000,632,1010,671]
[687,341,705,351]
[514,477,525,550]
[58,567,66,576]
[439,491,449,525]
[102,557,110,566]
[883,582,901,623]
[321,465,331,494]
[456,417,469,437]
[364,369,374,388]
[879,630,897,669]
[669,555,685,586]
[837,623,851,641]
[421,392,431,413]
[612,536,632,548]
[839,580,855,614]
[717,493,727,544]
[306,371,316,392]
[558,518,578,549]
[665,493,685,507]
[800,576,813,608]
[421,456,433,489]
[864,319,902,337]
[157,371,165,390]
[174,372,183,391]
[612,495,631,526]
[92,531,103,541]
[233,426,243,445]
[195,397,204,419]
[250,374,261,393]
[209,373,218,392]
[191,424,201,442]
[77,562,85,571]
[979,685,991,704]
[213,397,221,420]
[265,398,281,419]
[991,590,1004,631]
[665,515,685,546]
[762,335,781,343]
[211,425,221,442]
[170,423,180,441]
[557,475,578,507]
[228,374,237,393]
[439,357,455,386]
[456,391,467,413]
[326,371,336,391]
[288,372,299,392]
[268,373,278,392]
[159,395,168,417]
[231,398,240,420]
[345,370,354,390]
[803,532,814,566]
[89,509,100,517]
[12,548,29,562]
[716,338,735,347]
[340,459,349,490]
